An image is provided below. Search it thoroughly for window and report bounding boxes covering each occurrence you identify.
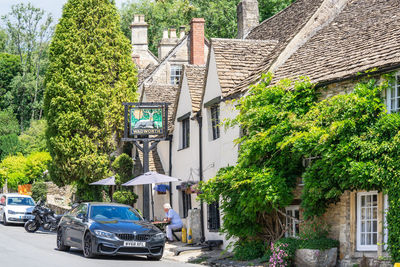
[285,205,300,237]
[210,104,220,140]
[170,65,182,85]
[208,202,220,231]
[386,74,400,113]
[384,194,389,250]
[181,191,192,218]
[357,192,378,251]
[181,118,190,149]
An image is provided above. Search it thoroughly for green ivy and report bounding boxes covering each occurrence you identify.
[199,72,400,262]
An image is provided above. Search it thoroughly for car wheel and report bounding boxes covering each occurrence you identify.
[147,248,163,261]
[2,213,8,226]
[57,228,70,252]
[83,232,95,258]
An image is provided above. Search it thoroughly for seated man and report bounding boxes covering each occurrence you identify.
[163,203,183,242]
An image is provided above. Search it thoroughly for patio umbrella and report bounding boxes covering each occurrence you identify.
[122,172,181,220]
[90,176,116,201]
[90,176,116,186]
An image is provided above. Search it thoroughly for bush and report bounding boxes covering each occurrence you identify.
[233,239,267,261]
[298,217,330,240]
[113,190,138,206]
[31,181,47,202]
[299,237,339,250]
[271,237,300,266]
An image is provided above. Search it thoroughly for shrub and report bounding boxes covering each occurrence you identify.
[31,181,47,202]
[298,217,330,240]
[113,190,138,206]
[233,239,267,261]
[299,237,339,250]
[271,237,300,266]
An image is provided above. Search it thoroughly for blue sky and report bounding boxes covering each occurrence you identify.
[0,0,127,23]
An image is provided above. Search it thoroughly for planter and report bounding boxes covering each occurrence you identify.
[295,248,337,267]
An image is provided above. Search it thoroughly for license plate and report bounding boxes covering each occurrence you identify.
[19,216,28,219]
[124,241,146,247]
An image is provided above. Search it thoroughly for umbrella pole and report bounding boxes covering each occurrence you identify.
[151,184,155,221]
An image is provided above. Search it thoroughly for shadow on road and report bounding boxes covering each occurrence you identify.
[56,248,150,261]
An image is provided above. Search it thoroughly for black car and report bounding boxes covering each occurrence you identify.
[56,202,165,260]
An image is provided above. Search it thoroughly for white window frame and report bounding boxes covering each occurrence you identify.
[285,205,300,238]
[384,194,388,250]
[210,104,220,140]
[357,191,378,251]
[170,65,182,85]
[386,74,400,113]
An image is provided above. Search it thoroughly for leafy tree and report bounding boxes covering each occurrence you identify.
[0,53,22,109]
[44,0,137,200]
[25,151,52,183]
[19,119,47,155]
[0,29,7,52]
[120,0,295,56]
[112,153,134,185]
[2,3,54,129]
[31,181,48,202]
[0,154,28,190]
[0,109,20,160]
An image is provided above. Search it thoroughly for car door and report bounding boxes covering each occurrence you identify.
[62,206,79,246]
[69,204,88,248]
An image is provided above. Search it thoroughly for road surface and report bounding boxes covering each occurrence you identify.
[0,223,200,267]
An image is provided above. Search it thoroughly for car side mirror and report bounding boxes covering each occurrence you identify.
[77,213,87,221]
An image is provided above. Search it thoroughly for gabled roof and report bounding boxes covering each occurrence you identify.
[186,65,206,113]
[141,84,179,131]
[137,63,157,86]
[210,38,278,97]
[272,0,400,85]
[171,65,206,125]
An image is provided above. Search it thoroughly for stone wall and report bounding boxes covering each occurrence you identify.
[45,182,75,209]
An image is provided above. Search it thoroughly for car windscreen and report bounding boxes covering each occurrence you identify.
[7,197,35,206]
[90,205,142,221]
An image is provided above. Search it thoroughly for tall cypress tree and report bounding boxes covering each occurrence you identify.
[44,0,137,200]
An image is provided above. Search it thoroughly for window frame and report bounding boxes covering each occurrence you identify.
[180,118,190,149]
[285,205,300,238]
[356,191,378,251]
[181,191,192,218]
[207,202,220,232]
[170,64,182,85]
[210,104,220,140]
[386,74,400,113]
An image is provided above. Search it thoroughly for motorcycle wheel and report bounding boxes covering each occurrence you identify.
[57,228,70,251]
[24,220,40,233]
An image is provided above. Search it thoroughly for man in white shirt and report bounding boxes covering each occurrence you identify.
[163,203,183,242]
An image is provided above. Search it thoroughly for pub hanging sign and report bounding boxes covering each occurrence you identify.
[123,102,169,140]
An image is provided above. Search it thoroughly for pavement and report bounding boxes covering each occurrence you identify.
[0,223,202,267]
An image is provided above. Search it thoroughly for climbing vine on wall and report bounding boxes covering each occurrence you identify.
[199,72,400,262]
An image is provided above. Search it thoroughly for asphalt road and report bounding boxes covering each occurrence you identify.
[0,223,200,267]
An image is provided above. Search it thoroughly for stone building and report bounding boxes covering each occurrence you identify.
[131,0,400,264]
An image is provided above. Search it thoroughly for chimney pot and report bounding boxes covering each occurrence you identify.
[179,26,186,39]
[170,28,177,39]
[190,18,205,65]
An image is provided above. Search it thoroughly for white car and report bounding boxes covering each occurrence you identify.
[0,193,35,225]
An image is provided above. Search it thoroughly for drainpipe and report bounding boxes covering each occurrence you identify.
[168,134,173,208]
[195,112,206,243]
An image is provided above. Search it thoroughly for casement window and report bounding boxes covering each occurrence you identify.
[181,118,190,149]
[285,205,300,237]
[181,191,192,218]
[386,74,400,113]
[357,192,378,251]
[210,104,220,140]
[207,202,220,231]
[170,65,182,85]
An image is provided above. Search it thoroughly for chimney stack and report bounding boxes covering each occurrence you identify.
[237,0,259,39]
[179,26,186,39]
[190,18,205,65]
[131,14,149,51]
[158,28,180,60]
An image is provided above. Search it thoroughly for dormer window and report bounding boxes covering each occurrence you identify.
[386,74,400,113]
[170,65,182,85]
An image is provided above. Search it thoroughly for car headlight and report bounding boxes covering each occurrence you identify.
[94,230,117,240]
[152,232,165,241]
[8,210,16,214]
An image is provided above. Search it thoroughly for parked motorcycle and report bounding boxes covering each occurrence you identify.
[24,200,62,233]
